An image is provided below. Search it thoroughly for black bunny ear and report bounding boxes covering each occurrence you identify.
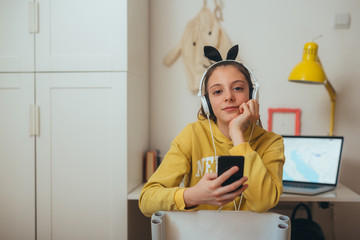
[204,46,223,62]
[226,45,239,60]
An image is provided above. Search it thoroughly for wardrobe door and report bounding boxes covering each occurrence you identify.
[0,0,34,72]
[0,74,35,240]
[35,72,126,240]
[35,0,127,72]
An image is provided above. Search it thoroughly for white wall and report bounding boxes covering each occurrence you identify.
[149,0,360,239]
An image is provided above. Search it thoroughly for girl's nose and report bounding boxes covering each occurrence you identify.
[225,92,235,102]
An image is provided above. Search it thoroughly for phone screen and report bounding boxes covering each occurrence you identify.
[217,155,244,186]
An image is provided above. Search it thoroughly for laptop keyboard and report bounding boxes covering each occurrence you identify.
[283,182,323,189]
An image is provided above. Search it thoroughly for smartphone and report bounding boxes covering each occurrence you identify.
[217,155,244,187]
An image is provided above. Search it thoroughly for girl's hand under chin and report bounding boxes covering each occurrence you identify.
[229,99,260,146]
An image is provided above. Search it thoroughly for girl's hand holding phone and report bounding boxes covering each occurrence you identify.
[183,166,248,208]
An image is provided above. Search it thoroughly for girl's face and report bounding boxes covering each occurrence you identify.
[207,65,250,127]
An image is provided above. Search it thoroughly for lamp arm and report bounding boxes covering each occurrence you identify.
[324,79,336,102]
[324,79,336,136]
[310,53,336,136]
[317,57,337,101]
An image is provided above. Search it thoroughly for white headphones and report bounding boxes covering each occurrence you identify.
[197,60,260,117]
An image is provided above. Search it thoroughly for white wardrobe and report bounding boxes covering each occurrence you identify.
[0,0,149,239]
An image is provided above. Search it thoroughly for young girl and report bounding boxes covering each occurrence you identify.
[139,45,285,217]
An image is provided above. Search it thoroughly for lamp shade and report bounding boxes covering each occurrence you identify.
[288,41,337,136]
[288,42,326,84]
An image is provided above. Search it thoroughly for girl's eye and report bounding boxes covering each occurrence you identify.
[234,87,242,91]
[212,90,222,95]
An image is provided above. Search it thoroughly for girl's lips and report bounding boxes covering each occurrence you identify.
[223,106,239,111]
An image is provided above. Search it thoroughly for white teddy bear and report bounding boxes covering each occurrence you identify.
[163,6,234,93]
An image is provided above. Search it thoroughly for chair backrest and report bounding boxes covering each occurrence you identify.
[151,210,291,240]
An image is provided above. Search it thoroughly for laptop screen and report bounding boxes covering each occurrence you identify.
[282,136,344,185]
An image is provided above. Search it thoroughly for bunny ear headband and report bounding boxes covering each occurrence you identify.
[204,44,239,62]
[198,45,260,101]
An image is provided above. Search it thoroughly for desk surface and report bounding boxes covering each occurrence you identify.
[128,183,360,203]
[280,183,360,202]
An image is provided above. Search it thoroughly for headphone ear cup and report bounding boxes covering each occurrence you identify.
[201,96,210,116]
[252,84,259,101]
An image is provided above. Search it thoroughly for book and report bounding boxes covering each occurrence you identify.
[144,150,159,182]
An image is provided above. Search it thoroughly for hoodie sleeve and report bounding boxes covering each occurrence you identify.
[229,135,284,212]
[138,126,195,217]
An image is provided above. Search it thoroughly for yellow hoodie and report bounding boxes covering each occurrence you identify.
[139,119,285,217]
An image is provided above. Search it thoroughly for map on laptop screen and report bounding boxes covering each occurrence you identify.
[282,136,343,185]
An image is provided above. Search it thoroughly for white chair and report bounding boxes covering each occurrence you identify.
[151,210,290,240]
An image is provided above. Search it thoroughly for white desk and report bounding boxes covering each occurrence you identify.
[128,184,144,200]
[280,183,360,203]
[128,183,360,203]
[129,183,360,239]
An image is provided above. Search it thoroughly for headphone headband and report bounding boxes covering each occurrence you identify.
[199,45,260,117]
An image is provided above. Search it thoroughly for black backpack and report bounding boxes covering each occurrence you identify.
[291,203,325,240]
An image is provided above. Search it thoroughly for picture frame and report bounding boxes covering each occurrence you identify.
[268,108,301,136]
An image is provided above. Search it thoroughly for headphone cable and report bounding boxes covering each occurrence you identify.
[207,115,217,158]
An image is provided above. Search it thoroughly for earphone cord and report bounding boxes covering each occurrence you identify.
[208,116,226,213]
[207,116,217,158]
[207,116,255,171]
[248,122,255,143]
[209,116,256,212]
[234,194,244,211]
[233,123,255,211]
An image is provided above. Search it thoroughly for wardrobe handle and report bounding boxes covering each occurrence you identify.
[29,2,39,33]
[30,104,40,136]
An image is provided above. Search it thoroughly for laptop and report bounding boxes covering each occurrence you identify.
[282,135,344,195]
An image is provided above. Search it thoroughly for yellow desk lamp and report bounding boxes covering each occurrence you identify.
[289,42,336,136]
